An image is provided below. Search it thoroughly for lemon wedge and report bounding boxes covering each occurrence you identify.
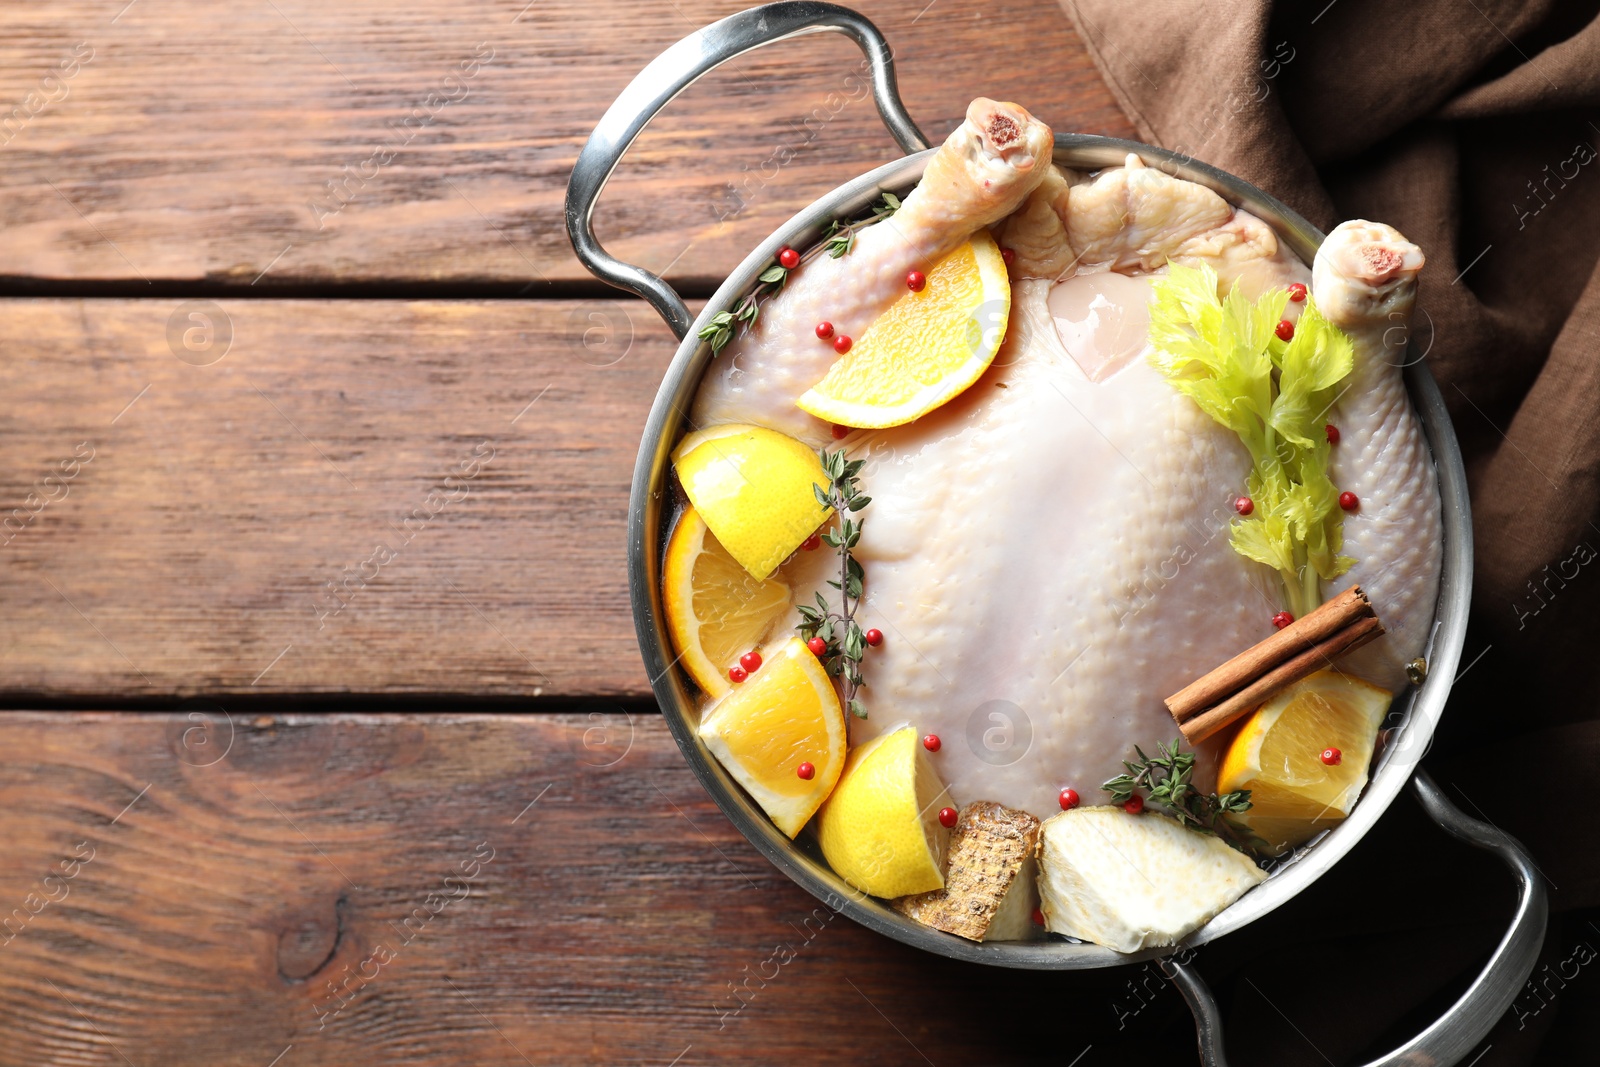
[672,424,831,580]
[663,506,791,698]
[817,726,954,898]
[697,637,847,838]
[796,231,1011,428]
[1218,669,1391,854]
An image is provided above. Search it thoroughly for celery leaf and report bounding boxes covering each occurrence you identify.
[1148,264,1358,616]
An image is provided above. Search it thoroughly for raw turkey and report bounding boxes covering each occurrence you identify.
[691,100,1441,817]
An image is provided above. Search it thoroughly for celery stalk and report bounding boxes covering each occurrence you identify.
[1148,264,1356,615]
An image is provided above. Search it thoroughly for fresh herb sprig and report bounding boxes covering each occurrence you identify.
[696,192,902,355]
[1103,739,1256,849]
[697,261,791,355]
[819,191,900,259]
[796,448,873,719]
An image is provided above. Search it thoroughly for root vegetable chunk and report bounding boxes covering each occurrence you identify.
[894,801,1040,942]
[1037,806,1264,953]
[982,855,1040,942]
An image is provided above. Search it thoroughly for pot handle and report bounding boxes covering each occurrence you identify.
[565,1,929,339]
[1163,767,1547,1067]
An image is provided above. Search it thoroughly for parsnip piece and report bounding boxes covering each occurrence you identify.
[981,855,1039,942]
[894,801,1040,942]
[1037,806,1264,953]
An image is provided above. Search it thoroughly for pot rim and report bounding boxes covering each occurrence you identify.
[628,134,1472,969]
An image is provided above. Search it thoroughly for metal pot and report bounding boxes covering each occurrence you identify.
[566,5,1546,1063]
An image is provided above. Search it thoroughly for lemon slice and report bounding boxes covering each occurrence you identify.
[672,424,832,580]
[697,636,848,838]
[1218,669,1391,854]
[817,726,954,898]
[796,231,1011,428]
[663,507,791,699]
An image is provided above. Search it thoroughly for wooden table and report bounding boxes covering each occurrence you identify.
[0,4,1535,1065]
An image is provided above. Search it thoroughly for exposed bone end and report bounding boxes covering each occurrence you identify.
[987,113,1020,148]
[1313,220,1425,330]
[963,97,1052,174]
[1324,220,1425,287]
[900,99,1055,234]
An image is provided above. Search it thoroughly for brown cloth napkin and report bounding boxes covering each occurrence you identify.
[1055,0,1600,1061]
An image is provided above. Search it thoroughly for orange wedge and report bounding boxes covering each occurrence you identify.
[796,231,1011,428]
[697,636,847,838]
[663,507,791,699]
[1218,669,1391,854]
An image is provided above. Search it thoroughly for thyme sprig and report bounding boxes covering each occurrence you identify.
[696,192,902,355]
[696,261,790,355]
[1103,739,1257,850]
[819,191,900,259]
[795,448,873,719]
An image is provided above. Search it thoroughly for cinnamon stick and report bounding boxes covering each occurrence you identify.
[1176,616,1385,744]
[1164,586,1385,745]
[1167,587,1375,722]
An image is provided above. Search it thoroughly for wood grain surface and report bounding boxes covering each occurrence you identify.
[0,6,1175,1066]
[0,0,1132,289]
[0,711,1211,1066]
[0,6,1574,1065]
[0,711,1558,1067]
[0,297,681,700]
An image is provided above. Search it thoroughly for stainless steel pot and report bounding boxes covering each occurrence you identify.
[566,5,1546,1063]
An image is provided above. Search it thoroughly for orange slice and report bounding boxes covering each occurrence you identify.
[1218,669,1391,854]
[697,636,847,838]
[663,507,791,699]
[796,231,1011,428]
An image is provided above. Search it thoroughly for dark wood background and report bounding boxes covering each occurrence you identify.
[0,2,1569,1065]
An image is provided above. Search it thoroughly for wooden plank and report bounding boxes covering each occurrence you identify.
[0,298,670,699]
[0,711,1191,1065]
[0,0,1133,288]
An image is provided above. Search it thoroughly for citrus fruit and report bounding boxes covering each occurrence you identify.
[1218,669,1391,854]
[671,423,831,580]
[796,231,1011,428]
[663,506,791,699]
[816,725,954,898]
[696,636,846,838]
